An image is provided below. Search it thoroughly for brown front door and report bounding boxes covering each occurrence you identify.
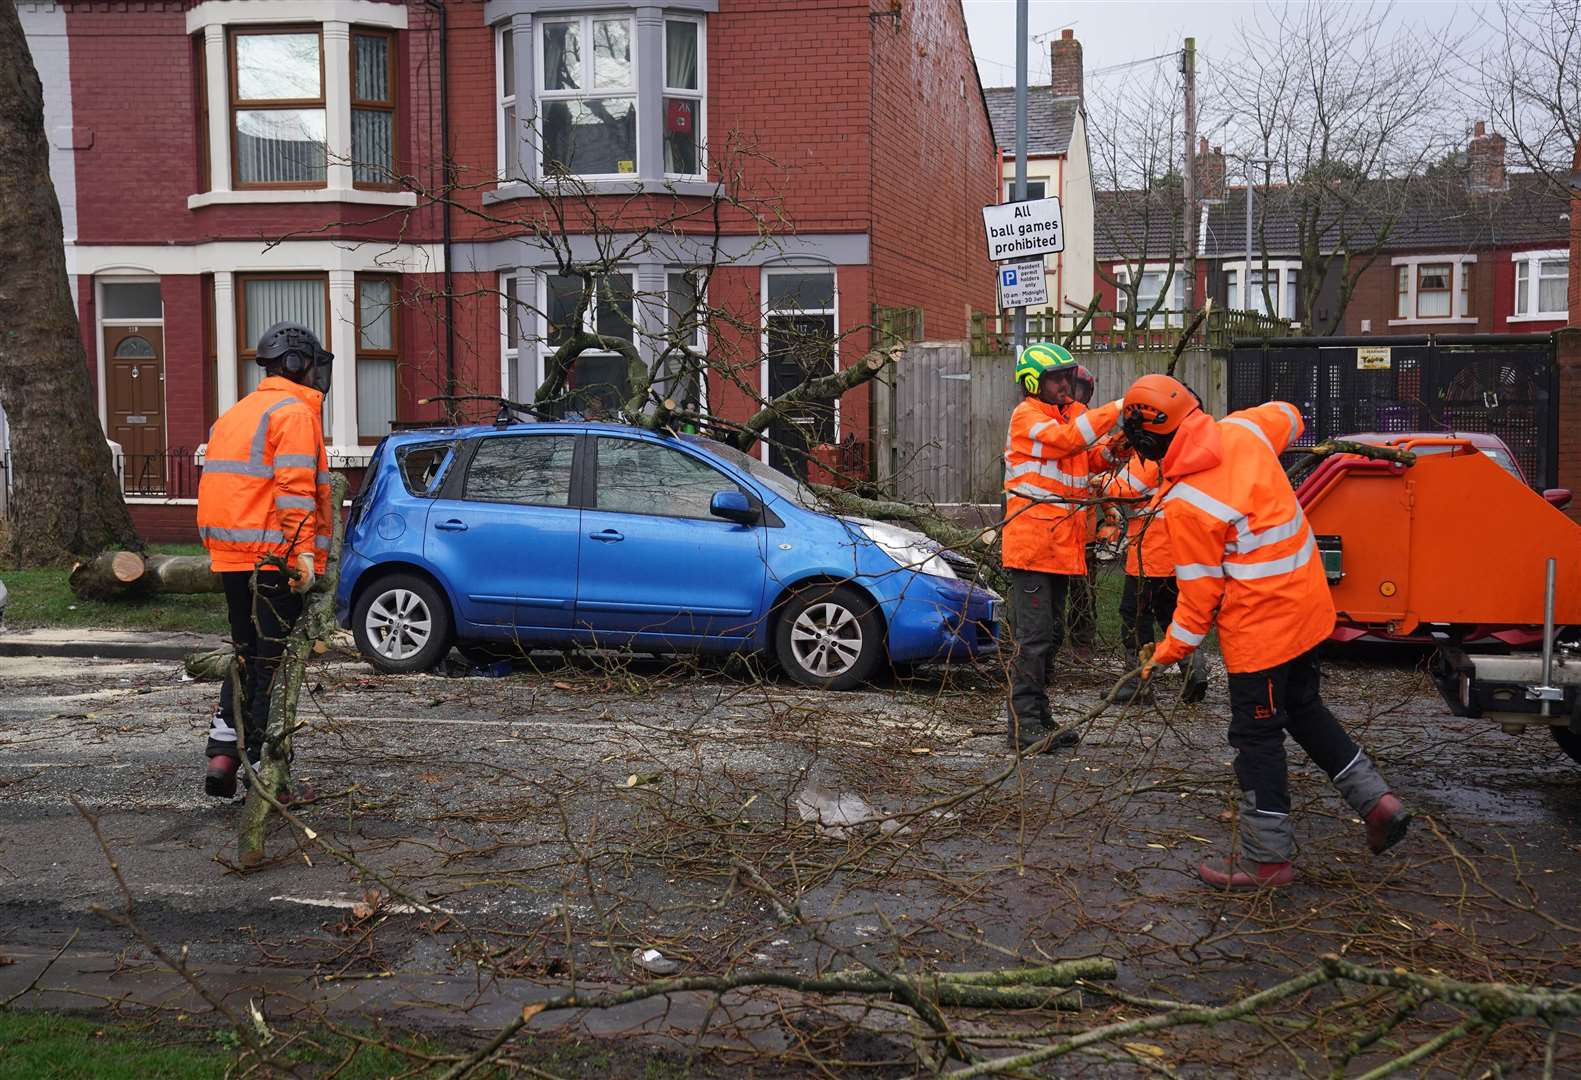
[104,326,166,494]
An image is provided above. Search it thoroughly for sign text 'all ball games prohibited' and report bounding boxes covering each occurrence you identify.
[982,197,1065,262]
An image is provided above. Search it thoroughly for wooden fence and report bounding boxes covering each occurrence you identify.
[968,308,1290,357]
[872,344,1228,505]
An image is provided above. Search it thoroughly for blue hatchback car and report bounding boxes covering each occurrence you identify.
[335,422,1001,689]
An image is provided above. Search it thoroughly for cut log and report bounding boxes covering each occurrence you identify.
[68,550,148,600]
[68,552,219,601]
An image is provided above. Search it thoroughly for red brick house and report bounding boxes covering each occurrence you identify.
[19,0,999,539]
[1093,124,1573,336]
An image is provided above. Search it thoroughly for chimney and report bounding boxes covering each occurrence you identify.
[1468,120,1507,192]
[1196,137,1226,202]
[1051,28,1082,101]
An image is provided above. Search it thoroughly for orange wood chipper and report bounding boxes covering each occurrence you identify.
[1295,435,1581,765]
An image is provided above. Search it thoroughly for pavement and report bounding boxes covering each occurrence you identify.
[0,626,221,660]
[1,646,1578,1073]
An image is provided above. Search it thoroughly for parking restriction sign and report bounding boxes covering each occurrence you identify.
[996,259,1048,309]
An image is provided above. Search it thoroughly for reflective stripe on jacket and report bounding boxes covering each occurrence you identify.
[1105,457,1173,579]
[1150,401,1332,673]
[197,376,333,574]
[1000,397,1122,574]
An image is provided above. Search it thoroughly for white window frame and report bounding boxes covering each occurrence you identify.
[501,270,641,409]
[1388,254,1477,325]
[661,269,710,412]
[1222,260,1301,320]
[185,0,414,209]
[1112,263,1184,327]
[759,267,839,464]
[536,13,639,181]
[1002,178,1048,203]
[1509,248,1570,322]
[662,15,707,180]
[496,25,517,181]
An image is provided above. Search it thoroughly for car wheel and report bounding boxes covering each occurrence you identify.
[353,573,452,674]
[1552,724,1581,767]
[774,584,884,691]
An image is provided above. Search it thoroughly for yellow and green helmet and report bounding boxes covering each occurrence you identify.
[1015,341,1077,395]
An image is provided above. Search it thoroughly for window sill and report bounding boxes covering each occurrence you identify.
[1507,312,1568,324]
[188,188,418,209]
[482,177,721,204]
[1386,316,1478,326]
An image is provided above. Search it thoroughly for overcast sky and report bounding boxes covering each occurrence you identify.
[962,1,1486,90]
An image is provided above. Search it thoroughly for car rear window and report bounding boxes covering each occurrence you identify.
[397,442,455,496]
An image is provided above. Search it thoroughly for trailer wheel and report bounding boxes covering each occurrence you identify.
[1551,726,1581,767]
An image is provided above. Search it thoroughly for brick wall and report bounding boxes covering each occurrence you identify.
[1571,138,1581,322]
[867,0,997,354]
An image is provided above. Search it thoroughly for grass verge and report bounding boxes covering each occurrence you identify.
[1,545,228,636]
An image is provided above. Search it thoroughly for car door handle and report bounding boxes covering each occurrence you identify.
[589,529,624,543]
[434,519,468,532]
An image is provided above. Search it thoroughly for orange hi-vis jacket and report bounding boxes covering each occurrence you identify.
[1149,401,1333,674]
[1001,397,1123,574]
[197,376,333,574]
[1105,456,1174,579]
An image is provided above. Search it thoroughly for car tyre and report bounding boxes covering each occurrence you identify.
[353,573,452,674]
[1551,724,1581,767]
[774,584,884,691]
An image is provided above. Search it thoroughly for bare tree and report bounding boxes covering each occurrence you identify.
[0,3,138,563]
[1476,0,1581,198]
[1215,2,1458,333]
[1088,64,1184,333]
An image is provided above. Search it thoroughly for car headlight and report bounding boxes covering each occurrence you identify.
[859,522,957,580]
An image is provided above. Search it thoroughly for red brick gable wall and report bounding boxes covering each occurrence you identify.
[1570,138,1581,324]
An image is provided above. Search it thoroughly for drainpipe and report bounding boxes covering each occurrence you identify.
[424,0,458,421]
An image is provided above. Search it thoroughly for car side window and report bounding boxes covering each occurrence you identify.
[463,435,576,506]
[595,438,736,520]
[397,442,455,496]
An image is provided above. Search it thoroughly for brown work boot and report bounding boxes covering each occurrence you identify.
[1364,793,1411,854]
[1198,856,1295,890]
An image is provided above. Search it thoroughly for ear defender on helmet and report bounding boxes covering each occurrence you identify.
[1121,373,1200,462]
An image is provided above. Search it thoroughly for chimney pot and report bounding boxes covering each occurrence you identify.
[1061,28,1073,40]
[1475,120,1486,137]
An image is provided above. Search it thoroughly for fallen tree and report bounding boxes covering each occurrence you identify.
[68,551,218,601]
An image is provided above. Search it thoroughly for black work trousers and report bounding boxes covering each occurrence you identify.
[1119,574,1179,655]
[1226,647,1387,862]
[1066,543,1099,648]
[1007,569,1076,731]
[206,570,304,765]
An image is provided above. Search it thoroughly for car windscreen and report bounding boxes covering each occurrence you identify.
[680,435,821,510]
[1404,444,1524,483]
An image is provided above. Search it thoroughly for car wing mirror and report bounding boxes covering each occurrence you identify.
[711,490,759,524]
[1543,488,1572,511]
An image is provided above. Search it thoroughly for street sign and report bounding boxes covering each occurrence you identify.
[982,196,1065,262]
[996,259,1048,309]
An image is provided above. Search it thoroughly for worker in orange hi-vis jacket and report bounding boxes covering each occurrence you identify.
[1121,373,1411,889]
[1101,453,1208,704]
[1065,364,1101,657]
[195,322,334,800]
[1001,343,1127,754]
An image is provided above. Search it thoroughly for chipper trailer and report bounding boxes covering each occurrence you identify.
[1293,435,1581,766]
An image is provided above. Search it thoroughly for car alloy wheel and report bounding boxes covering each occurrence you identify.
[365,587,433,661]
[789,601,865,679]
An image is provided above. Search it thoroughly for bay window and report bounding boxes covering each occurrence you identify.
[1415,263,1451,318]
[501,272,638,416]
[187,2,410,206]
[493,10,708,186]
[356,276,399,441]
[1512,251,1569,320]
[539,15,638,176]
[230,28,327,187]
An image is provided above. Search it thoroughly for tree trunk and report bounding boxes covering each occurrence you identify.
[0,5,139,566]
[68,552,218,600]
